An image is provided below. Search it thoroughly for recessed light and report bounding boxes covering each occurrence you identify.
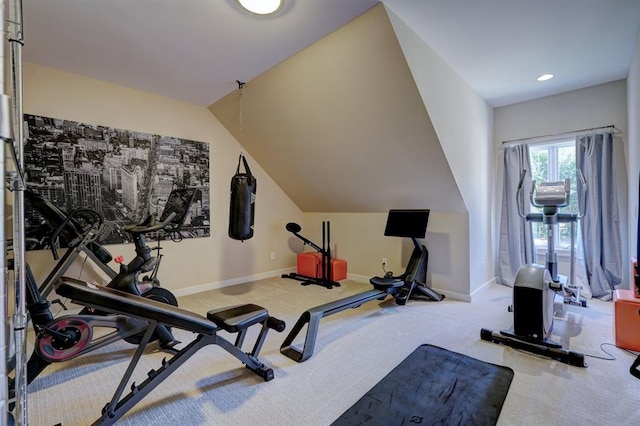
[236,0,284,15]
[536,73,554,82]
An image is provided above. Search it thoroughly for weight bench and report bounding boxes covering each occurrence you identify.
[54,277,285,426]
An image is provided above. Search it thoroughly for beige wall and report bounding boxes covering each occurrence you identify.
[23,62,302,295]
[387,6,495,298]
[209,4,475,300]
[20,62,460,300]
[300,211,470,300]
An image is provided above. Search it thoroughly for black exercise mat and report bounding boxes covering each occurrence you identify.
[332,344,514,426]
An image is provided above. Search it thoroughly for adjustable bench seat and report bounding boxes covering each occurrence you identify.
[53,276,285,425]
[56,278,272,336]
[56,277,218,335]
[208,304,268,332]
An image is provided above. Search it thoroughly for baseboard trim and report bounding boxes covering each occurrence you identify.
[468,276,498,302]
[173,271,497,304]
[434,288,470,302]
[346,273,372,283]
[349,273,475,303]
[172,267,296,297]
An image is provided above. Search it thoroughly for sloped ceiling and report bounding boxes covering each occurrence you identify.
[210,4,465,214]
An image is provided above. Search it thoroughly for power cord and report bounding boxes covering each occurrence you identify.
[584,342,639,361]
[79,255,88,277]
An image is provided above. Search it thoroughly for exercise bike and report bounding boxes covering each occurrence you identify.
[15,188,200,385]
[24,187,196,301]
[481,171,588,367]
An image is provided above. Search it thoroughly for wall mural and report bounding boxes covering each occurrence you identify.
[23,114,210,248]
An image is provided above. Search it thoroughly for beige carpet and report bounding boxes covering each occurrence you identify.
[25,277,640,425]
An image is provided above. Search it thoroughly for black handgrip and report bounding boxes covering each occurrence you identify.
[126,211,177,235]
[267,317,286,332]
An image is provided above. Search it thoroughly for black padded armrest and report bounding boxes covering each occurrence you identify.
[55,277,217,335]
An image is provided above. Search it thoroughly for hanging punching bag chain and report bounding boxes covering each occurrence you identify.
[236,80,245,151]
[228,80,256,242]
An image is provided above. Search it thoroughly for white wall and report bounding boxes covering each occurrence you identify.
[23,63,303,296]
[494,80,627,144]
[386,5,495,299]
[628,29,640,280]
[494,80,630,288]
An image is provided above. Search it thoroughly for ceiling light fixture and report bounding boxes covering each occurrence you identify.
[236,0,284,15]
[536,73,554,82]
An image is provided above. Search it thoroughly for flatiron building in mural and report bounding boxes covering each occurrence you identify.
[23,114,211,247]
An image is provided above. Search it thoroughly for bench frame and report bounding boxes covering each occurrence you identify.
[54,277,282,425]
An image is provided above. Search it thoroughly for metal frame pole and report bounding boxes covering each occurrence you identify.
[7,0,28,424]
[1,1,9,423]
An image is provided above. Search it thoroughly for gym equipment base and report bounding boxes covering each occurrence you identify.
[480,328,587,367]
[281,280,443,363]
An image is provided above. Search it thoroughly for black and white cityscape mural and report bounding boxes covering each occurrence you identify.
[23,114,210,248]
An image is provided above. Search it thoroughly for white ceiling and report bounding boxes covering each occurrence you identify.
[22,0,640,108]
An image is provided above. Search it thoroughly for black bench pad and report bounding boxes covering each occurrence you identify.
[55,277,217,335]
[207,304,268,332]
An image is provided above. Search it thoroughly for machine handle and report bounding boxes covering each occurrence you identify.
[49,208,104,260]
[285,222,323,253]
[125,211,177,235]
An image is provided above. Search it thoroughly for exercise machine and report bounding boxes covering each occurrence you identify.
[282,221,340,289]
[25,189,117,288]
[25,187,198,300]
[280,209,444,362]
[53,277,285,425]
[481,171,588,367]
[11,188,199,385]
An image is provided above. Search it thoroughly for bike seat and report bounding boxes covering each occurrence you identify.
[369,276,405,292]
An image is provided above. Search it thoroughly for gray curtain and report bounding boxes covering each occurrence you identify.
[576,132,623,299]
[498,144,535,286]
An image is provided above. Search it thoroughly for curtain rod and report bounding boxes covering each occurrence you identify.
[501,124,620,146]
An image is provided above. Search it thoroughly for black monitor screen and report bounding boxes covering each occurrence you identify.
[159,188,201,232]
[384,209,430,238]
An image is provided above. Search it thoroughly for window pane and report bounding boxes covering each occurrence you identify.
[529,148,548,248]
[557,144,576,249]
[528,142,576,251]
[530,149,548,184]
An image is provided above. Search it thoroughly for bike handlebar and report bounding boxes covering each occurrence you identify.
[125,211,178,235]
[49,208,104,260]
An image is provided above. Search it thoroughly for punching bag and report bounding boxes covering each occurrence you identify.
[229,154,256,241]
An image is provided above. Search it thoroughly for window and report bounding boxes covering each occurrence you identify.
[529,140,578,250]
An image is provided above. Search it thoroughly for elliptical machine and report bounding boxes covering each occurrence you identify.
[482,170,588,367]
